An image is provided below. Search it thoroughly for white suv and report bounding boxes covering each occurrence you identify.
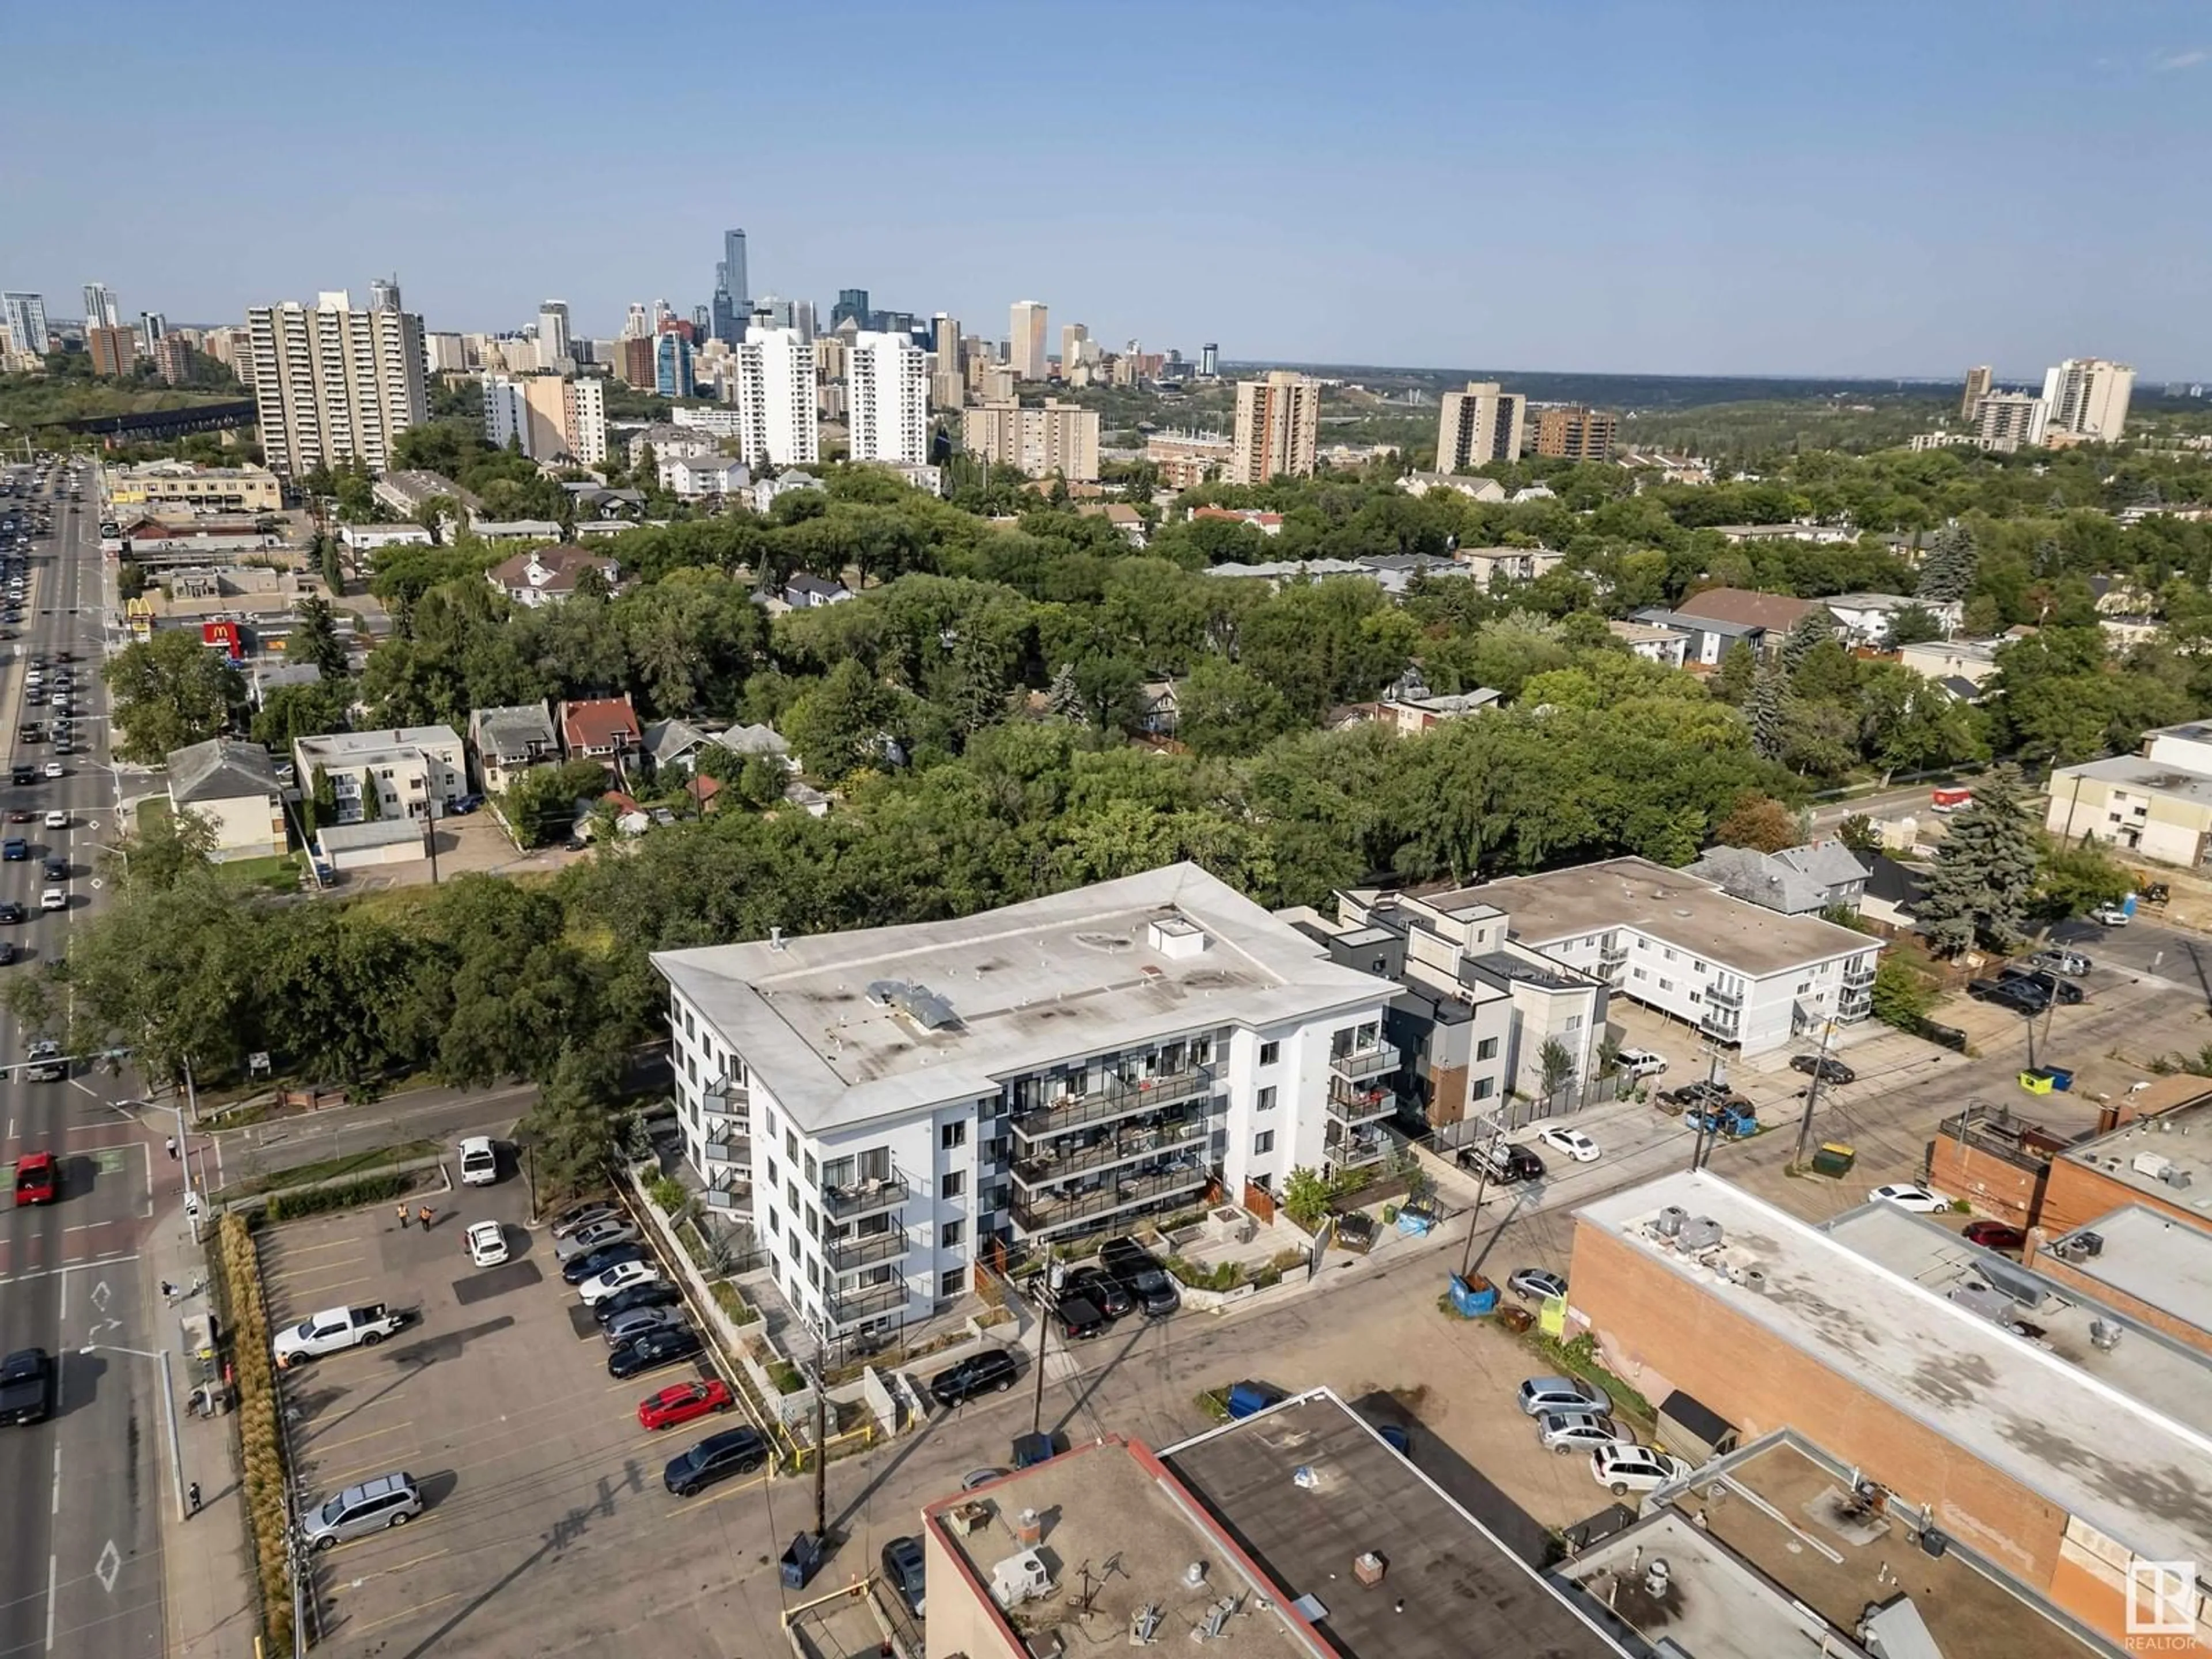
[459,1135,498,1186]
[1591,1444,1694,1496]
[1615,1048,1667,1078]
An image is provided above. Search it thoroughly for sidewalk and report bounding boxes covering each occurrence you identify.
[146,1190,260,1658]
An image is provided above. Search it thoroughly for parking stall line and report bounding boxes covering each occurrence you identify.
[665,1471,770,1517]
[338,1590,465,1638]
[301,1419,415,1456]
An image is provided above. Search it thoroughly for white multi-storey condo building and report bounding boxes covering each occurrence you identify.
[82,282,122,330]
[481,373,605,465]
[1009,300,1049,380]
[655,864,1402,1343]
[1435,380,1527,471]
[247,291,427,478]
[2040,357,2134,441]
[847,331,929,465]
[1,293,50,357]
[1972,392,2049,452]
[732,325,820,467]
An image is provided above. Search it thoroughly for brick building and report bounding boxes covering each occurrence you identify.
[1569,1169,2212,1653]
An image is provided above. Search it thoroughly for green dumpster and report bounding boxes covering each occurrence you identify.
[1811,1142,1857,1177]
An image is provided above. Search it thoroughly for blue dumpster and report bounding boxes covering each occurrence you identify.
[1449,1274,1499,1317]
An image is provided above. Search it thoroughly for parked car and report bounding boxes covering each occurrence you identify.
[1967,978,2046,1013]
[1871,1183,1946,1214]
[559,1240,647,1283]
[459,1136,499,1185]
[608,1325,705,1380]
[663,1426,768,1496]
[930,1349,1020,1408]
[1062,1266,1132,1319]
[1963,1220,2029,1252]
[551,1199,622,1239]
[1591,1444,1695,1496]
[1097,1236,1179,1315]
[2000,966,2084,1005]
[1508,1267,1568,1303]
[1789,1054,1857,1085]
[1518,1376,1614,1418]
[302,1473,423,1551]
[1615,1048,1668,1078]
[1537,1411,1626,1454]
[2090,903,2132,927]
[464,1221,508,1268]
[2027,949,2092,977]
[637,1377,734,1431]
[602,1304,689,1346]
[1056,1297,1109,1340]
[578,1261,662,1304]
[592,1280,684,1325]
[1537,1126,1600,1163]
[960,1467,1010,1491]
[881,1535,927,1618]
[555,1217,641,1263]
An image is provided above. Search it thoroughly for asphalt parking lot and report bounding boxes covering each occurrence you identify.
[262,1176,773,1654]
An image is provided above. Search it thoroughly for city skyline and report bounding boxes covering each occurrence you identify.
[2,2,2210,377]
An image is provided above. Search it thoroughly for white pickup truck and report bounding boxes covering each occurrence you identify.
[273,1304,408,1367]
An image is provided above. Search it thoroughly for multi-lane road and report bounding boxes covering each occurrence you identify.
[0,456,167,1659]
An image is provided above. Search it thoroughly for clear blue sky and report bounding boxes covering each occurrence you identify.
[4,0,2206,378]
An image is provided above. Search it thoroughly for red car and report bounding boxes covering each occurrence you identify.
[1963,1221,2027,1252]
[637,1377,735,1431]
[3,810,28,824]
[13,1150,57,1206]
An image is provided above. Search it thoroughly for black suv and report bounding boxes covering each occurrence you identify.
[607,1325,704,1380]
[1056,1297,1110,1340]
[560,1241,648,1284]
[1062,1266,1132,1318]
[2000,965,2084,1005]
[1968,977,2047,1013]
[1789,1055,1857,1085]
[1097,1237,1180,1317]
[662,1426,767,1496]
[930,1349,1019,1407]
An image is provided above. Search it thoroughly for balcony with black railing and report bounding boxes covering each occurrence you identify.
[828,1278,910,1325]
[1325,1130,1389,1173]
[1009,1067,1216,1143]
[822,1173,908,1221]
[1327,1078,1395,1127]
[1330,1045,1398,1083]
[1705,982,1745,1008]
[827,1228,911,1272]
[703,1174,752,1215]
[1843,960,1877,988]
[1011,1110,1212,1192]
[1009,1161,1211,1238]
[699,1075,749,1113]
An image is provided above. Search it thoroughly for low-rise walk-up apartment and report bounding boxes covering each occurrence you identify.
[653,865,1402,1344]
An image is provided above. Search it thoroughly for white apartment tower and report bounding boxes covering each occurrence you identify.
[1435,380,1527,472]
[81,283,122,330]
[537,301,571,365]
[482,373,605,465]
[847,331,929,464]
[1230,371,1321,484]
[247,291,428,478]
[654,865,1400,1344]
[2040,357,2135,441]
[732,325,820,467]
[1009,300,1049,380]
[1,293,50,357]
[1972,392,2050,452]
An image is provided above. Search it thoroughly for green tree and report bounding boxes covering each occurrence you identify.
[1281,1166,1332,1229]
[1916,522,1977,603]
[1709,639,1756,705]
[1746,665,1786,761]
[250,680,353,755]
[1713,793,1801,853]
[1870,953,1937,1029]
[309,765,336,832]
[1176,659,1297,757]
[1536,1037,1575,1099]
[292,593,350,680]
[1780,609,1839,672]
[1884,603,1944,646]
[103,630,245,762]
[503,760,608,847]
[1837,813,1881,856]
[783,659,898,783]
[359,777,383,821]
[118,805,220,894]
[518,1041,625,1203]
[1915,764,2040,955]
[2035,835,2133,921]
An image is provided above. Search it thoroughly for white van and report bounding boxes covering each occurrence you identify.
[459,1136,498,1186]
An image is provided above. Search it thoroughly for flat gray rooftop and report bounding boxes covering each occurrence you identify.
[1438,856,1872,977]
[926,1438,1319,1656]
[2052,753,2212,806]
[2060,1099,2212,1214]
[1576,1171,2212,1571]
[2043,1203,2212,1338]
[653,863,1392,1133]
[1163,1390,1628,1659]
[1822,1200,2212,1438]
[1562,1435,2109,1659]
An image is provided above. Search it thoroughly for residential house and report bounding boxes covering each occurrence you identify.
[720,722,791,762]
[486,543,621,608]
[558,696,642,772]
[467,703,560,796]
[1898,637,2004,691]
[371,469,482,525]
[1683,839,1869,917]
[625,423,718,468]
[1628,606,1764,668]
[294,725,468,824]
[339,523,432,555]
[642,717,724,775]
[1673,586,1822,646]
[658,455,749,499]
[752,471,823,516]
[1076,502,1146,546]
[1858,854,1929,933]
[468,518,564,544]
[1385,681,1500,735]
[1606,619,1689,667]
[316,817,428,871]
[1137,680,1180,737]
[1191,506,1283,536]
[165,738,288,862]
[1711,521,1857,545]
[783,573,851,609]
[1823,592,1963,644]
[1399,471,1507,502]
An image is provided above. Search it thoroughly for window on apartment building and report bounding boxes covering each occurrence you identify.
[1253,1131,1275,1156]
[944,1171,966,1199]
[1472,1078,1495,1101]
[1662,947,1676,961]
[804,1154,817,1185]
[1565,1014,1582,1031]
[1631,967,1647,981]
[940,1268,968,1298]
[786,1128,798,1161]
[1692,960,1705,972]
[941,1121,967,1150]
[1259,1040,1279,1066]
[681,1006,694,1037]
[1797,982,1812,995]
[941,1219,963,1249]
[786,1179,798,1211]
[1257,1086,1277,1112]
[1476,1036,1499,1060]
[1658,978,1674,992]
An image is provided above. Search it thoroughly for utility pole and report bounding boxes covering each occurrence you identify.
[1790,1017,1840,1168]
[1687,1052,1723,1173]
[811,1347,828,1539]
[1457,1115,1504,1281]
[177,1059,202,1244]
[1031,1260,1061,1435]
